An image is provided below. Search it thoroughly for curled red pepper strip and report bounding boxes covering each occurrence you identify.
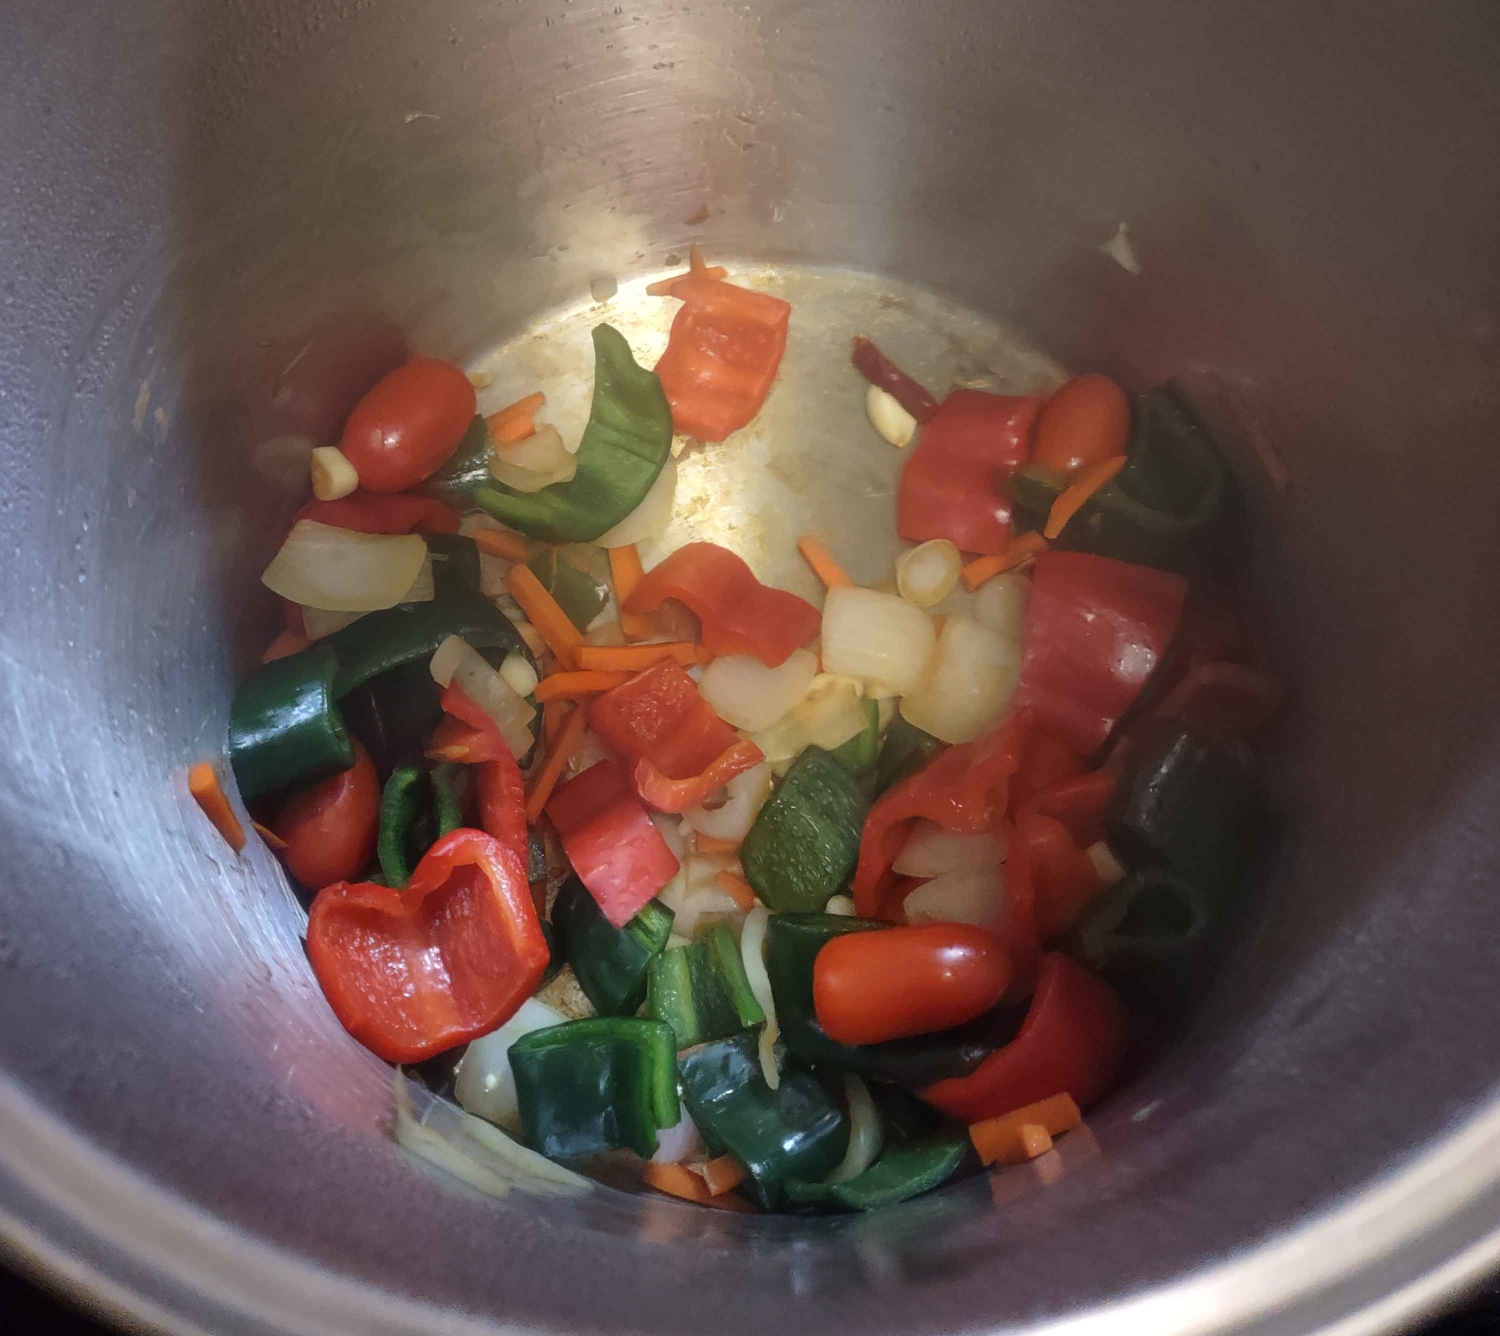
[631,739,766,815]
[306,827,547,1063]
[1017,768,1118,850]
[622,543,821,668]
[919,952,1127,1124]
[851,336,940,422]
[851,711,1028,918]
[293,492,463,535]
[426,718,507,764]
[438,683,527,852]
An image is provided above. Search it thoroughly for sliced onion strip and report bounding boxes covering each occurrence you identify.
[261,520,428,612]
[825,1074,883,1184]
[430,634,536,758]
[740,907,780,1090]
[700,649,817,732]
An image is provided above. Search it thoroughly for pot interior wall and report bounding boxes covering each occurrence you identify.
[3,2,1500,1334]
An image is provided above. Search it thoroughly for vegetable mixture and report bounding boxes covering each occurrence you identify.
[204,249,1279,1215]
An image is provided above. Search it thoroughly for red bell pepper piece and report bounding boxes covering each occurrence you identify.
[1015,551,1188,758]
[632,739,767,815]
[293,492,463,535]
[1153,662,1282,749]
[437,683,528,850]
[920,952,1127,1123]
[897,389,1043,555]
[851,711,1027,918]
[546,760,682,926]
[851,336,940,422]
[654,277,791,442]
[622,543,820,667]
[1017,768,1118,849]
[306,828,547,1063]
[1008,729,1088,808]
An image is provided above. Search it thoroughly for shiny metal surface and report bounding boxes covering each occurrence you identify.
[2,2,1499,1334]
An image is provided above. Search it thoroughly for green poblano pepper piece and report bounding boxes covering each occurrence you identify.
[227,643,353,802]
[423,533,482,596]
[783,1130,974,1212]
[470,325,673,542]
[552,875,675,1016]
[874,714,944,796]
[646,922,765,1049]
[376,765,429,888]
[527,548,609,632]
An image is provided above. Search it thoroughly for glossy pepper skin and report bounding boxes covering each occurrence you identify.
[765,913,1024,1087]
[228,644,353,803]
[1008,385,1231,572]
[874,714,945,797]
[897,389,1043,555]
[306,827,547,1063]
[376,765,434,888]
[621,542,821,668]
[920,952,1127,1124]
[466,325,673,542]
[551,875,675,1015]
[850,336,939,423]
[740,746,869,913]
[852,711,1027,918]
[1014,551,1187,759]
[546,760,681,927]
[785,1130,973,1212]
[646,922,765,1049]
[438,683,530,851]
[338,358,477,493]
[677,1031,849,1207]
[510,1017,679,1160]
[655,277,791,442]
[587,658,765,812]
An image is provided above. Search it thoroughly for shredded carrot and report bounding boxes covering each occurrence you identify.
[714,870,759,911]
[698,1154,749,1196]
[493,413,536,445]
[187,762,246,854]
[608,544,655,641]
[261,630,310,664]
[484,391,545,434]
[1044,454,1128,540]
[796,534,853,589]
[694,833,741,855]
[968,1093,1082,1166]
[470,527,530,562]
[525,706,589,824]
[645,244,729,296]
[960,532,1050,591]
[508,564,584,670]
[642,1161,756,1211]
[575,643,699,673]
[543,698,567,747]
[534,670,635,702]
[251,819,287,852]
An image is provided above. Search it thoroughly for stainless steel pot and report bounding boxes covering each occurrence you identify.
[4,2,1500,1333]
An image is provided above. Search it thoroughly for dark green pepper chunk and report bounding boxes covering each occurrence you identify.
[1109,721,1266,892]
[376,765,429,887]
[227,644,353,802]
[527,548,608,633]
[1010,385,1231,573]
[784,1130,973,1212]
[830,698,881,777]
[764,913,1024,1086]
[875,715,944,796]
[510,1017,679,1160]
[423,533,481,596]
[647,922,765,1048]
[430,762,464,837]
[741,746,869,912]
[421,415,492,506]
[467,325,673,542]
[677,1032,849,1206]
[1063,865,1213,1007]
[552,875,674,1015]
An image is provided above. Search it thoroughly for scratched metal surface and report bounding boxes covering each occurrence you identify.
[2,1,1500,1336]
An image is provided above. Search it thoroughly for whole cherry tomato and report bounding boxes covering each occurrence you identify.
[338,358,476,493]
[813,923,1011,1045]
[1031,374,1130,476]
[272,739,381,890]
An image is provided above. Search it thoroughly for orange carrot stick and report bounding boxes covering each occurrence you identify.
[534,670,635,702]
[187,762,246,853]
[714,870,759,911]
[960,532,1050,591]
[698,1154,749,1196]
[484,391,545,434]
[525,706,589,824]
[469,527,530,562]
[251,819,288,852]
[575,643,699,673]
[796,534,853,589]
[543,698,567,747]
[645,245,729,296]
[642,1161,756,1211]
[262,630,310,663]
[493,413,535,445]
[608,544,655,641]
[1043,454,1128,540]
[508,564,584,670]
[968,1093,1082,1166]
[694,833,741,855]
